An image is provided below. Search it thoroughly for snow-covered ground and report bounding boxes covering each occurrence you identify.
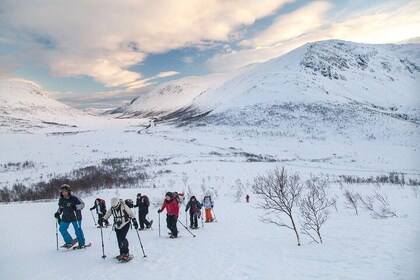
[0,119,419,280]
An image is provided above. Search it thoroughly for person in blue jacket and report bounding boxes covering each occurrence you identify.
[54,184,86,249]
[185,196,202,229]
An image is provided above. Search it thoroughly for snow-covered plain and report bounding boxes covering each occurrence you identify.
[0,119,419,280]
[1,39,420,279]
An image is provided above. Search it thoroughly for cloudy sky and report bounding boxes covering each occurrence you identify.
[0,0,419,109]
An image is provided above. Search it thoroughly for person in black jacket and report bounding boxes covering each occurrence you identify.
[133,193,153,230]
[89,198,109,228]
[54,184,86,248]
[185,196,202,229]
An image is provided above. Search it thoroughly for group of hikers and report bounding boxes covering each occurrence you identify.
[53,184,216,261]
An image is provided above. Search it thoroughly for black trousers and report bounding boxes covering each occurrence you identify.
[189,213,198,228]
[166,215,178,237]
[139,210,151,229]
[116,223,130,254]
[98,213,109,226]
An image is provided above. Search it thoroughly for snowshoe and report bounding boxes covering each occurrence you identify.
[61,238,77,249]
[73,243,92,250]
[119,254,134,262]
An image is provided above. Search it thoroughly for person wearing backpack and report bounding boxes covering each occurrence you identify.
[89,198,109,228]
[202,195,214,222]
[157,192,179,238]
[101,198,138,261]
[54,184,86,249]
[134,193,153,230]
[185,196,202,229]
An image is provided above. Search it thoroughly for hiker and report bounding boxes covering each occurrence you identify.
[89,198,109,227]
[173,192,185,205]
[54,184,86,249]
[246,194,250,203]
[185,196,202,229]
[202,195,214,222]
[134,193,153,230]
[157,192,179,238]
[101,198,138,261]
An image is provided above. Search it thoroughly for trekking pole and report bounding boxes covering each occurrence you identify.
[100,224,106,259]
[55,220,59,250]
[90,210,97,226]
[158,212,161,237]
[178,219,196,237]
[185,212,188,226]
[135,230,147,258]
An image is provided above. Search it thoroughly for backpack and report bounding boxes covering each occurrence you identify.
[142,195,150,207]
[125,199,134,208]
[100,199,106,208]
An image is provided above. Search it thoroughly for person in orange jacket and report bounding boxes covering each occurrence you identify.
[202,195,214,222]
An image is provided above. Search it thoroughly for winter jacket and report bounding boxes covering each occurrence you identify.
[185,198,202,214]
[134,195,150,213]
[202,196,213,209]
[90,200,106,215]
[57,195,85,223]
[103,200,135,230]
[159,198,179,217]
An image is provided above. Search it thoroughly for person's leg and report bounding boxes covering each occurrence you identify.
[193,213,198,228]
[190,213,194,227]
[72,221,85,246]
[117,223,130,255]
[59,221,72,244]
[98,214,104,227]
[139,212,146,229]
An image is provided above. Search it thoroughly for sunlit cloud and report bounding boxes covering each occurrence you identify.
[0,0,293,88]
[156,71,179,78]
[207,0,420,72]
[240,1,332,48]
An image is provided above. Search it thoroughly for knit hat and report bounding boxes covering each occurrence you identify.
[59,184,71,192]
[137,193,141,197]
[165,192,173,198]
[111,197,119,208]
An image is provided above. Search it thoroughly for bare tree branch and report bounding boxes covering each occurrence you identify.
[253,167,303,246]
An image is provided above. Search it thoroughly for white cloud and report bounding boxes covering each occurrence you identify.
[207,0,420,72]
[156,71,179,78]
[0,0,294,88]
[241,1,332,47]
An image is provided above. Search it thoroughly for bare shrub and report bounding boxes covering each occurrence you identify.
[343,190,360,215]
[0,157,149,202]
[411,186,419,198]
[233,179,244,203]
[252,167,303,246]
[359,191,397,219]
[299,177,336,244]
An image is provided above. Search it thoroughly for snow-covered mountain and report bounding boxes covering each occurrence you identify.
[0,78,87,132]
[111,40,419,126]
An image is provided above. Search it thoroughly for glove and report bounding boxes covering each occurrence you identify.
[54,212,60,219]
[185,209,188,212]
[89,207,94,211]
[132,219,139,229]
[157,210,162,213]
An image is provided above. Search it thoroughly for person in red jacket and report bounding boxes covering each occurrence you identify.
[158,192,179,238]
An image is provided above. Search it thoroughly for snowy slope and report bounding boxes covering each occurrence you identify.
[113,40,420,125]
[0,78,109,133]
[0,177,419,280]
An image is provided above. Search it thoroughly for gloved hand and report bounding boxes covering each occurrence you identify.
[54,212,60,219]
[90,207,95,211]
[132,219,139,229]
[157,210,162,213]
